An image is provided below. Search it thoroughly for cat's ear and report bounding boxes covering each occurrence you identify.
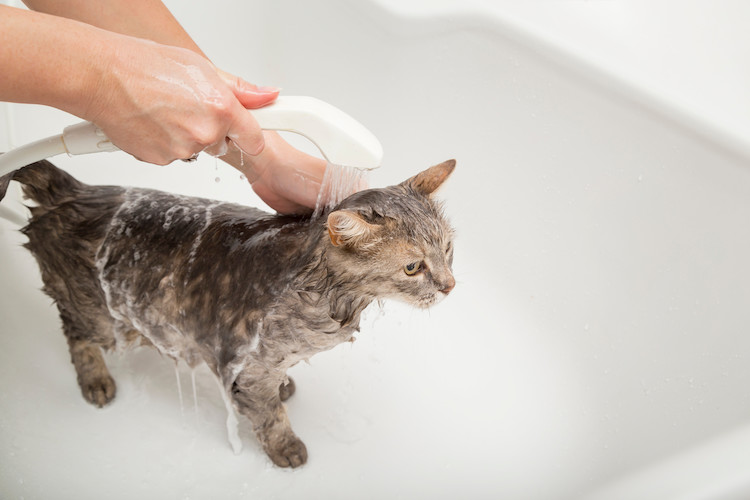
[327,210,380,248]
[402,159,456,196]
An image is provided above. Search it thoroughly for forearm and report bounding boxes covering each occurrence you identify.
[3,2,322,213]
[0,5,113,118]
[21,0,204,55]
[19,1,264,175]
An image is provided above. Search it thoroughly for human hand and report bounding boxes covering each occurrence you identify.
[84,34,279,165]
[77,29,362,213]
[219,131,328,214]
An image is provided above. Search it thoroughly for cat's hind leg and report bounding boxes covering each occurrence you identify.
[56,305,118,408]
[22,206,121,408]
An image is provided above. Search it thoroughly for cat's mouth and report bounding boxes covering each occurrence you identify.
[417,291,447,308]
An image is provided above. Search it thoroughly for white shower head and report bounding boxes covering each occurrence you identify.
[0,96,383,177]
[251,96,383,170]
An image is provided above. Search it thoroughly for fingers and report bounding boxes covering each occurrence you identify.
[89,39,278,166]
[225,100,266,157]
[171,69,273,162]
[210,69,278,159]
[216,68,280,109]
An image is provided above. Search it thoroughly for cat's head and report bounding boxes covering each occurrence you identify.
[326,160,456,308]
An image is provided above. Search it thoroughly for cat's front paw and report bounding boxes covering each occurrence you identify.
[79,374,117,408]
[265,434,308,468]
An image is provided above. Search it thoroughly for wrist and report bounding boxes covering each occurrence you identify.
[63,30,123,124]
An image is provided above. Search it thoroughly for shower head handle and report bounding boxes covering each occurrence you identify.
[1,96,383,178]
[63,96,383,170]
[250,96,383,170]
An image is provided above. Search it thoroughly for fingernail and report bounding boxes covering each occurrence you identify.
[255,86,282,94]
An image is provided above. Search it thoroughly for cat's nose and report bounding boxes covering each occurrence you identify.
[440,277,456,294]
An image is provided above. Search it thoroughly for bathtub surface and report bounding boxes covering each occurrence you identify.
[2,1,750,499]
[369,0,750,158]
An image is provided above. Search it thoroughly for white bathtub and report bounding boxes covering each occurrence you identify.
[2,1,750,498]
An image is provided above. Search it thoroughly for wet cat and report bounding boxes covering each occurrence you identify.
[0,159,455,467]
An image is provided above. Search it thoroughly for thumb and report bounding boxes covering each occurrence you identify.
[226,100,267,157]
[216,68,280,109]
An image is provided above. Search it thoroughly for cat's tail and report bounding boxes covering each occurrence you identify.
[0,160,83,208]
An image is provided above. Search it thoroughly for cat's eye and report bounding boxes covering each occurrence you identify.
[404,261,422,276]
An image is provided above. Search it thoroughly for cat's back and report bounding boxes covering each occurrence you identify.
[23,181,127,259]
[100,187,272,258]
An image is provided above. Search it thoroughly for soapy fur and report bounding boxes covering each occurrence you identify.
[0,159,456,467]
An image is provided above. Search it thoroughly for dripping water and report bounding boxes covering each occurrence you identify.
[191,368,199,416]
[312,162,369,219]
[213,156,221,183]
[174,362,185,417]
[213,375,243,455]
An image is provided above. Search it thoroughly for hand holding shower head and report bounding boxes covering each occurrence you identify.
[0,96,383,177]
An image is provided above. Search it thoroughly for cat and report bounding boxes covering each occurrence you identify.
[0,158,456,468]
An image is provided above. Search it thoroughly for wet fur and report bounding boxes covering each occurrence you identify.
[0,159,455,467]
